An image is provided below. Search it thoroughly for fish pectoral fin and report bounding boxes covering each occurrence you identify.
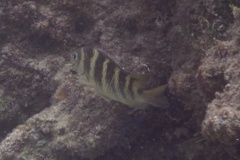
[80,75,92,85]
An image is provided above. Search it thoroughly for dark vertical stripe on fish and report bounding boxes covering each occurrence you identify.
[94,51,105,86]
[83,47,94,75]
[128,77,135,99]
[118,70,127,98]
[105,61,116,92]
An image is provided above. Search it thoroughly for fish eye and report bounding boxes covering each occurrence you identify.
[72,52,78,60]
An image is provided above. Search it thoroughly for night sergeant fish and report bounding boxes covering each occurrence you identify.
[71,46,169,109]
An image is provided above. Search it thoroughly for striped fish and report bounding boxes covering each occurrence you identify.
[71,46,169,109]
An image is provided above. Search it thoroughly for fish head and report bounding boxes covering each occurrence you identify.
[70,51,82,75]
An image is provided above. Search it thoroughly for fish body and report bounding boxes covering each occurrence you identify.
[71,46,169,109]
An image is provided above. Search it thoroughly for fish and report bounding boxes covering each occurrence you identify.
[70,46,169,109]
[179,132,205,147]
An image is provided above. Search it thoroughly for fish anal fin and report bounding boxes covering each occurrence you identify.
[127,103,149,114]
[98,94,111,102]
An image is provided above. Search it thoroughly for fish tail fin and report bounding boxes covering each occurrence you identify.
[132,75,151,88]
[141,84,169,108]
[180,133,205,147]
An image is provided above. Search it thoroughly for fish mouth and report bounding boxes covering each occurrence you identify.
[70,69,77,75]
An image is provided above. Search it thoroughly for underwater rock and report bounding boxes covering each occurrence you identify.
[0,43,61,141]
[196,3,240,144]
[0,63,168,159]
[199,38,240,144]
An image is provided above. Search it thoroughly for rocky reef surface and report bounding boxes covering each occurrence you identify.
[0,0,240,159]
